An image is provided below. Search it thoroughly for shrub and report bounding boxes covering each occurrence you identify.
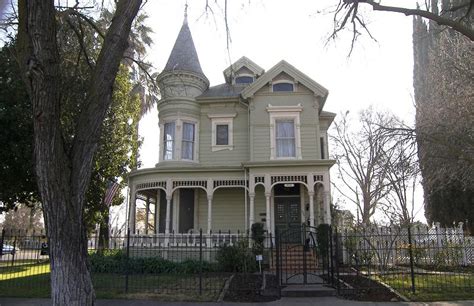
[216,240,256,273]
[251,222,265,255]
[88,250,217,274]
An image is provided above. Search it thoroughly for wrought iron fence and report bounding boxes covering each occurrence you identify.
[334,223,474,298]
[0,228,275,300]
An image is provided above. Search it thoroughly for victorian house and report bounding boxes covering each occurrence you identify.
[127,16,336,244]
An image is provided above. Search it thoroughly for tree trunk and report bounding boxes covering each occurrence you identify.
[98,208,110,253]
[16,1,142,305]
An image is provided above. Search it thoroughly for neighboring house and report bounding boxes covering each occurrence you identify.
[127,16,336,241]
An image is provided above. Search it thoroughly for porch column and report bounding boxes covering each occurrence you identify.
[308,191,315,227]
[265,193,271,234]
[323,191,331,224]
[129,189,136,234]
[249,193,255,229]
[207,195,213,234]
[165,195,172,234]
[154,191,159,234]
[145,196,150,234]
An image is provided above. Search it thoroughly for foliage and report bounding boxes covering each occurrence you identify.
[413,3,474,232]
[316,224,330,258]
[251,222,265,255]
[0,42,39,211]
[1,203,44,233]
[433,242,464,267]
[89,249,217,274]
[216,240,256,273]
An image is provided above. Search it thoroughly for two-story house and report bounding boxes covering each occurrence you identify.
[127,16,336,243]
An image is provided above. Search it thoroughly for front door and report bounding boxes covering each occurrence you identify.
[178,189,194,233]
[275,197,301,242]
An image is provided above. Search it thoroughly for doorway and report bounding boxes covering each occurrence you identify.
[274,183,301,240]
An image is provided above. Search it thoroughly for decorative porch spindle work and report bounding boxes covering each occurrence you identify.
[313,175,324,182]
[136,181,166,191]
[271,175,308,185]
[173,180,207,189]
[254,176,265,184]
[213,179,247,189]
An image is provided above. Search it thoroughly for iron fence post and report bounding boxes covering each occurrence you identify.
[329,226,334,284]
[125,228,130,293]
[407,225,416,294]
[199,228,203,295]
[334,227,340,291]
[275,227,281,298]
[0,229,4,256]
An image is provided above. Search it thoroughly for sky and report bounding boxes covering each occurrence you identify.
[137,0,425,223]
[0,0,425,225]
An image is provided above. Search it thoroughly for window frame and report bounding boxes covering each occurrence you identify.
[181,121,196,160]
[267,104,302,160]
[162,121,176,161]
[159,117,199,162]
[233,73,254,85]
[271,80,296,93]
[209,114,235,152]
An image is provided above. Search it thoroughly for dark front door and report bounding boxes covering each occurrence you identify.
[274,196,301,240]
[178,189,194,233]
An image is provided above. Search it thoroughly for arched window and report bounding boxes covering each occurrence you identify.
[235,75,254,84]
[272,82,294,92]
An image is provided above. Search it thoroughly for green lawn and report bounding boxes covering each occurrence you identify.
[381,273,474,301]
[0,262,226,301]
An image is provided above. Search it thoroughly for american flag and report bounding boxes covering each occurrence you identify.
[103,181,120,206]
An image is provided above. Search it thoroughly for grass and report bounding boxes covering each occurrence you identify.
[0,262,226,301]
[381,273,474,301]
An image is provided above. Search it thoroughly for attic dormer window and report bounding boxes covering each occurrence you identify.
[272,82,294,92]
[235,75,254,84]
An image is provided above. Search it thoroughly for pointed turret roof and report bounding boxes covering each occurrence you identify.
[163,18,205,77]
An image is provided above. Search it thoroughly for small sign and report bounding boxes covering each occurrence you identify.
[284,183,295,187]
[256,254,263,261]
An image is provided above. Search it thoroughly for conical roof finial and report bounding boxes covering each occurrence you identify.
[184,2,188,25]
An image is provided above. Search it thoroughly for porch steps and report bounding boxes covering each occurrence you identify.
[270,245,319,272]
[281,284,336,297]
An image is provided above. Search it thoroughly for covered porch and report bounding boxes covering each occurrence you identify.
[127,163,333,247]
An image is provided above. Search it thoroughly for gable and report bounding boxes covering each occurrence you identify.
[223,56,264,84]
[241,60,329,107]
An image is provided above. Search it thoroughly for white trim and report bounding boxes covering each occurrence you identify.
[210,116,234,152]
[159,115,200,163]
[267,105,302,160]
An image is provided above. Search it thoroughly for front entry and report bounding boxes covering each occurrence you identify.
[274,184,301,242]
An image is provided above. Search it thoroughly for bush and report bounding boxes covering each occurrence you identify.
[88,250,217,274]
[251,222,265,255]
[216,240,256,273]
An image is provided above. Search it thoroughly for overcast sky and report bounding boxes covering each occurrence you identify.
[137,1,424,222]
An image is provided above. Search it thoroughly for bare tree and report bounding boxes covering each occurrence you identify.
[379,127,420,224]
[331,108,397,224]
[330,0,474,53]
[16,1,142,305]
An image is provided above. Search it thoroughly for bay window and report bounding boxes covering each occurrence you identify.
[181,122,195,160]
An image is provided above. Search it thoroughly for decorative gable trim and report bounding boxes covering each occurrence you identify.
[223,56,265,84]
[241,60,329,105]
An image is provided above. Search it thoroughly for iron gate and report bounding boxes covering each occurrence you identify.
[275,224,334,286]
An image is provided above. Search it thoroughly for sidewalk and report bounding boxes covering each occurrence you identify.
[1,297,473,306]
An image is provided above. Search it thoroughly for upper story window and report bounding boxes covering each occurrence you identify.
[275,120,296,158]
[267,104,303,160]
[320,137,325,159]
[235,75,254,84]
[163,122,175,160]
[181,122,195,160]
[209,114,235,152]
[272,82,294,92]
[216,125,229,145]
